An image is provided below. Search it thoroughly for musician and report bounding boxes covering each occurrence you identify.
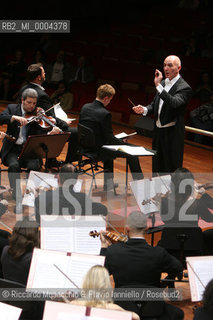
[18,63,78,164]
[159,167,213,255]
[0,88,62,210]
[79,84,144,190]
[1,217,39,285]
[71,265,140,320]
[35,163,108,224]
[100,211,184,320]
[193,279,213,320]
[133,55,193,175]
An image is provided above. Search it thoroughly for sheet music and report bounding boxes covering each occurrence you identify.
[27,248,105,293]
[68,253,105,288]
[58,314,112,320]
[115,132,137,139]
[22,171,82,207]
[102,145,154,156]
[41,216,106,254]
[186,256,213,301]
[0,303,22,320]
[130,175,171,215]
[43,301,132,320]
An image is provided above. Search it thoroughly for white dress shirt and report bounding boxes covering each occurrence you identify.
[143,74,180,128]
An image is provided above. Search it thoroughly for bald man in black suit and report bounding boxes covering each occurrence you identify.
[133,55,193,175]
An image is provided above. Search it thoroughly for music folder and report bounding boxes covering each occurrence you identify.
[42,300,132,320]
[129,175,171,215]
[40,215,106,255]
[0,302,22,320]
[186,256,213,302]
[26,248,105,293]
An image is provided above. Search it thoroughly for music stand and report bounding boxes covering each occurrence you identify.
[18,133,71,171]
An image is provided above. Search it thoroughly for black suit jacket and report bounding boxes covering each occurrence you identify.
[18,83,70,131]
[79,99,122,151]
[100,238,183,288]
[0,103,44,165]
[147,77,193,127]
[35,186,108,224]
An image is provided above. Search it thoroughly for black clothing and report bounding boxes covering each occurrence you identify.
[35,186,108,225]
[146,77,193,174]
[79,99,143,183]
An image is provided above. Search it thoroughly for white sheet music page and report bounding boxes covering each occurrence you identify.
[42,301,132,320]
[22,171,83,207]
[102,145,154,155]
[22,171,58,207]
[40,215,106,254]
[130,175,171,215]
[186,256,213,301]
[115,132,137,139]
[26,248,105,293]
[0,302,22,320]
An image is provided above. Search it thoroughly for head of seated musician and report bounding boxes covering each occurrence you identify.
[11,88,61,135]
[99,211,184,319]
[70,265,140,320]
[1,217,39,285]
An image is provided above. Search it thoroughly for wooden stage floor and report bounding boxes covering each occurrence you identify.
[0,106,213,319]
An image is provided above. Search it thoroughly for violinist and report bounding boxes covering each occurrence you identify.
[18,63,79,165]
[159,168,213,254]
[99,211,184,320]
[35,163,108,225]
[0,88,59,210]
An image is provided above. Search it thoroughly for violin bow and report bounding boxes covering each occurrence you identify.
[101,216,125,237]
[33,172,55,189]
[53,264,79,289]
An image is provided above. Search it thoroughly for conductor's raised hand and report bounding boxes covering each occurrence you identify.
[132,105,144,114]
[154,69,163,87]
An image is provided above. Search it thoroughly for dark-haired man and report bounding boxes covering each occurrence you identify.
[18,63,78,164]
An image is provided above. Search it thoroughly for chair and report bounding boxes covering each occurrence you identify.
[159,226,204,287]
[0,278,44,319]
[77,123,106,194]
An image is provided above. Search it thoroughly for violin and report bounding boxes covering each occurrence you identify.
[0,131,16,142]
[197,183,213,190]
[24,107,56,130]
[89,230,128,243]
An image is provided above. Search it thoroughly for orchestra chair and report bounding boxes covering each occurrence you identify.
[0,278,44,320]
[77,123,116,195]
[159,226,203,287]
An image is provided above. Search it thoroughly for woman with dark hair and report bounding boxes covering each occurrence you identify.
[1,218,39,285]
[193,279,213,320]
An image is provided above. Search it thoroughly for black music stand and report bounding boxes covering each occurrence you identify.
[18,133,71,171]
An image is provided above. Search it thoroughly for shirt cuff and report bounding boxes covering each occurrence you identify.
[156,84,164,94]
[143,107,148,116]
